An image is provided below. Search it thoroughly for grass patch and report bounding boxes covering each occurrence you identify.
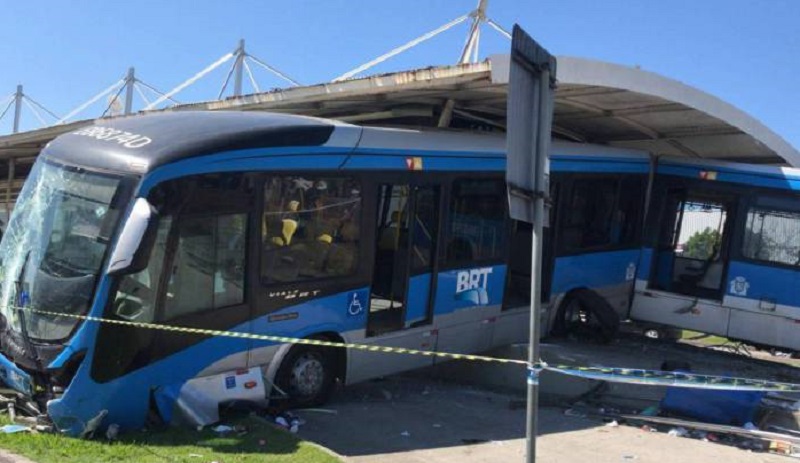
[680,330,729,346]
[0,415,341,463]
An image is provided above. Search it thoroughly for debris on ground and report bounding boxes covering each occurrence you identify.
[0,425,30,434]
[667,427,689,437]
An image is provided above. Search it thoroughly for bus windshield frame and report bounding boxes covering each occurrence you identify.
[0,158,133,342]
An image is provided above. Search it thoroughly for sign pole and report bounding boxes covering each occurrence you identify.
[504,25,556,463]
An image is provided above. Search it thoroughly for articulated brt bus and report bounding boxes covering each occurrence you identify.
[0,111,796,434]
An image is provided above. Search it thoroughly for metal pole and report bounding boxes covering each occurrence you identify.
[459,0,487,64]
[124,67,135,115]
[233,39,245,97]
[5,158,15,219]
[12,85,23,133]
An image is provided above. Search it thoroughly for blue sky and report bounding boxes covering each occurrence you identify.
[0,0,797,151]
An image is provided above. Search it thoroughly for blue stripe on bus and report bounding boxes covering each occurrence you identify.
[725,261,800,305]
[550,249,641,295]
[406,274,432,326]
[341,155,505,171]
[636,248,654,281]
[658,163,800,191]
[551,155,650,174]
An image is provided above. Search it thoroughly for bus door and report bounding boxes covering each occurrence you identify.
[633,186,738,334]
[368,183,440,334]
[359,182,440,376]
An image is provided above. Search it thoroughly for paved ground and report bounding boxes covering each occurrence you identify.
[296,373,791,463]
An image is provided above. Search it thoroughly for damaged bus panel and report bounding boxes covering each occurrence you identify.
[1,111,798,436]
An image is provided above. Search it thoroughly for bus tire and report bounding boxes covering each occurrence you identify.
[274,344,336,409]
[551,288,619,343]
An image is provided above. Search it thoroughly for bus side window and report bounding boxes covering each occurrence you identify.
[445,178,507,265]
[113,217,173,322]
[742,201,800,266]
[162,213,247,320]
[261,176,361,283]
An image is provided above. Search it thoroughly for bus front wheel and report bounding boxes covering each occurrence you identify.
[274,345,336,409]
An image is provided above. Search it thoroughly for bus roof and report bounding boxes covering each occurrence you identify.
[43,111,344,173]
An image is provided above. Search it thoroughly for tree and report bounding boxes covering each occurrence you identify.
[683,227,720,260]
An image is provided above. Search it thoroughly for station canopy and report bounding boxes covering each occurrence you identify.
[1,54,798,174]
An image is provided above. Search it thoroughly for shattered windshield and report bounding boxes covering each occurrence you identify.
[0,159,128,341]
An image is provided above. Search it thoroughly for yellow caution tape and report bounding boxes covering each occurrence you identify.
[10,305,800,392]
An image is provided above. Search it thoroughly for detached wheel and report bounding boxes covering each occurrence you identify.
[552,288,619,343]
[275,345,336,408]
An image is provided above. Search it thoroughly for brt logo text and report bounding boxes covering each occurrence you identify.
[455,267,493,306]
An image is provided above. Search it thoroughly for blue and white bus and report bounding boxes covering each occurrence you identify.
[0,110,794,435]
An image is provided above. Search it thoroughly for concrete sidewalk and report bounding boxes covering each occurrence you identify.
[296,374,790,463]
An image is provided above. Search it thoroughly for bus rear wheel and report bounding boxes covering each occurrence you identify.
[552,288,619,343]
[275,345,336,409]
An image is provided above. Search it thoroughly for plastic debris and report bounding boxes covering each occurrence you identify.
[667,427,689,437]
[605,420,619,427]
[641,425,657,433]
[0,424,30,434]
[105,423,119,441]
[742,422,758,431]
[212,425,234,434]
[401,431,411,437]
[273,412,301,433]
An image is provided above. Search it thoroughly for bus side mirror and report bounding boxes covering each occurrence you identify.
[106,197,157,276]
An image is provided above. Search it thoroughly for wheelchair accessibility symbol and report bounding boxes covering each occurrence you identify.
[347,291,365,316]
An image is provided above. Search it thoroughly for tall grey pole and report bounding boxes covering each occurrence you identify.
[12,85,23,134]
[233,39,245,97]
[504,25,556,463]
[124,67,135,115]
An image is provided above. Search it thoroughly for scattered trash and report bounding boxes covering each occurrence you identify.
[400,431,410,437]
[605,420,619,428]
[622,455,637,461]
[105,423,119,441]
[742,422,758,431]
[212,425,234,434]
[667,427,689,437]
[273,412,301,433]
[0,424,30,434]
[640,425,657,433]
[564,408,587,418]
[768,440,793,455]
